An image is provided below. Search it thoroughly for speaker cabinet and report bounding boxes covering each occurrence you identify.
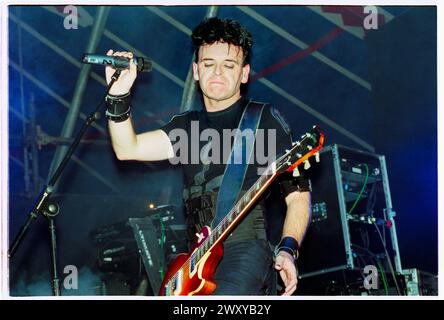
[298,144,403,279]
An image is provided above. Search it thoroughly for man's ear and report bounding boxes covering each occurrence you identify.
[241,64,250,84]
[192,62,199,81]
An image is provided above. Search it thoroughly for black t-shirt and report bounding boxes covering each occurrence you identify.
[161,97,310,244]
[161,98,297,189]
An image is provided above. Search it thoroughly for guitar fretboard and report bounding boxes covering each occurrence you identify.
[190,165,277,264]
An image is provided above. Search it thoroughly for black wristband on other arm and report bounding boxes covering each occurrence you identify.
[105,92,131,123]
[274,236,300,261]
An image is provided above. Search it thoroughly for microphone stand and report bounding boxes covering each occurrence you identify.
[9,69,122,296]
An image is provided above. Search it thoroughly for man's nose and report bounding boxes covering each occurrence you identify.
[214,64,222,76]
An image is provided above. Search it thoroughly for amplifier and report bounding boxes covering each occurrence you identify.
[297,144,403,280]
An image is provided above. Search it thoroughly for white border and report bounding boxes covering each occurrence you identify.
[1,0,9,301]
[1,0,441,300]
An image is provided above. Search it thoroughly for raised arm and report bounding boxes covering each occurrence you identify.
[105,49,173,162]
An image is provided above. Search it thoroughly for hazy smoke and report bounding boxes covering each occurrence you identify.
[10,267,102,296]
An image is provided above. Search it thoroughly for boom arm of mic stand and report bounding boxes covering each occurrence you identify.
[8,70,122,295]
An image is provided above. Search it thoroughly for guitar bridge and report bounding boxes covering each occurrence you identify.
[165,270,183,296]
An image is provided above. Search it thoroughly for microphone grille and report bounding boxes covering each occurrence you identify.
[136,57,153,73]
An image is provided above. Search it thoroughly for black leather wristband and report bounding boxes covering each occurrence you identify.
[105,92,131,122]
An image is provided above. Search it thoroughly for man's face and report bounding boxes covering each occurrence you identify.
[192,42,250,106]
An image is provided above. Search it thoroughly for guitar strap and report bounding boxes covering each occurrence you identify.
[212,100,265,228]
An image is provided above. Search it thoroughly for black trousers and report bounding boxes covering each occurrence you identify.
[213,239,276,295]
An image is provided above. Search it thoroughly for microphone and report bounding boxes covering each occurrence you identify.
[82,53,152,72]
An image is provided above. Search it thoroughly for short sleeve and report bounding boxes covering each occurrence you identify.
[160,111,196,140]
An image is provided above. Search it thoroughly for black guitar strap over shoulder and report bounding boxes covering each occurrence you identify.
[212,100,265,228]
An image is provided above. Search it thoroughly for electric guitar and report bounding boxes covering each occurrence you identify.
[159,125,324,296]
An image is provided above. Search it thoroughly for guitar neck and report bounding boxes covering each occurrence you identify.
[192,163,281,263]
[192,126,323,262]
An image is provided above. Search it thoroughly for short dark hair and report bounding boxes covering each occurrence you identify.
[191,17,253,66]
